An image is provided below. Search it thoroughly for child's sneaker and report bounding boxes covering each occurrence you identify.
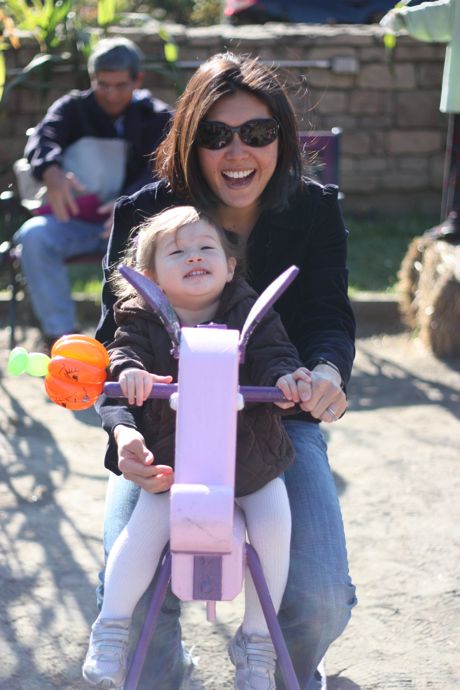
[228,627,277,690]
[82,617,131,689]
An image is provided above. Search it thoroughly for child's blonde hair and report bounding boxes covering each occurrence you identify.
[110,205,243,299]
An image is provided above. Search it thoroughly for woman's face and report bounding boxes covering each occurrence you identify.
[197,91,278,215]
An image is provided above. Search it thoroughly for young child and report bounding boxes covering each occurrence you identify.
[83,206,311,690]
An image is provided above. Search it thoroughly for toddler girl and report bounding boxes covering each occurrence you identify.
[82,206,310,690]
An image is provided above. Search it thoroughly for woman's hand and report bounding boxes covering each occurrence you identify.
[275,367,312,409]
[119,368,173,406]
[298,363,347,423]
[114,425,174,493]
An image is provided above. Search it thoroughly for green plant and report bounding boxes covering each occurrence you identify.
[2,0,73,52]
[190,0,221,25]
[0,0,94,108]
[0,0,182,108]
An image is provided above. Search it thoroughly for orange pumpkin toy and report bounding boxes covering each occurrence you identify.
[45,334,109,410]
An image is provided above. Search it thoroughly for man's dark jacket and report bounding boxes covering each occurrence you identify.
[104,277,303,497]
[25,88,172,196]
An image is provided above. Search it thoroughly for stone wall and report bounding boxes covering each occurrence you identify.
[0,21,448,217]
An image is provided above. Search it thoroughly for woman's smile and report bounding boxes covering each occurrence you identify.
[221,168,256,186]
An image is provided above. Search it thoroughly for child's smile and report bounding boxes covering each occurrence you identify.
[151,219,236,324]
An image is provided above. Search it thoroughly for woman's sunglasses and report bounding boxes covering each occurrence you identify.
[196,118,279,150]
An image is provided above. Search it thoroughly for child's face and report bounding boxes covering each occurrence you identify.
[151,220,236,310]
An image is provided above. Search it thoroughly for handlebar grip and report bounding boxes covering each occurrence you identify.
[103,382,287,403]
[240,386,285,402]
[103,382,178,399]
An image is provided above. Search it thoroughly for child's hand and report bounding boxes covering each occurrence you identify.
[149,465,175,493]
[275,367,312,409]
[119,368,173,406]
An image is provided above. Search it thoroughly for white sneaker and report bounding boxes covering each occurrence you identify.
[228,627,277,690]
[82,617,131,689]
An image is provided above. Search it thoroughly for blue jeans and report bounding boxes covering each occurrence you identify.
[14,214,107,336]
[100,421,357,690]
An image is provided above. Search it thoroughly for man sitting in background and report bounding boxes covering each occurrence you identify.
[13,37,173,350]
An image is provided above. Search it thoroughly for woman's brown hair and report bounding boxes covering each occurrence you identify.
[155,52,302,213]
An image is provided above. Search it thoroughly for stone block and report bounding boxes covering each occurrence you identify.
[399,155,433,172]
[395,91,443,128]
[382,170,429,190]
[396,43,445,61]
[359,47,390,63]
[349,90,385,114]
[417,63,444,88]
[358,63,415,90]
[341,132,372,155]
[304,70,355,89]
[342,172,379,193]
[321,114,358,130]
[355,157,388,173]
[341,157,355,174]
[387,130,442,155]
[314,91,348,114]
[360,115,393,128]
[428,154,446,186]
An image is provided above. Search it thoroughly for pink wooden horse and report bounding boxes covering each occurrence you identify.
[104,264,320,690]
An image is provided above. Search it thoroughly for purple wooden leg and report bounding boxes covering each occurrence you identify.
[123,551,172,690]
[245,544,301,690]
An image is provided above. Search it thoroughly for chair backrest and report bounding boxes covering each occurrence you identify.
[298,127,342,187]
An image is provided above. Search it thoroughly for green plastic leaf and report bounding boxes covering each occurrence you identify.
[158,27,170,42]
[7,347,29,376]
[98,0,116,26]
[26,352,50,377]
[164,42,178,63]
[384,33,397,50]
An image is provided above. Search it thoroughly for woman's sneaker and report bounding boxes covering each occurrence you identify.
[82,617,131,689]
[228,627,277,690]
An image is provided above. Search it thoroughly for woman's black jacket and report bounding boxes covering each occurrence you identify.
[96,176,356,458]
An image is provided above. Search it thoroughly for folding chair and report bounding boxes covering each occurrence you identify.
[0,183,104,350]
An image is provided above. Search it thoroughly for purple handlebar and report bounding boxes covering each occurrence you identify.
[103,382,286,403]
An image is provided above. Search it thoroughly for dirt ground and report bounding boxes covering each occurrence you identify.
[0,319,459,690]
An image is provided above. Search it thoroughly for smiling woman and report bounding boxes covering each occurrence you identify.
[95,51,356,690]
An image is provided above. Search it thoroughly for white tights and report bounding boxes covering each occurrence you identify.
[100,477,291,637]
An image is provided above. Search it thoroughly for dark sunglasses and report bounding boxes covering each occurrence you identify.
[196,118,279,150]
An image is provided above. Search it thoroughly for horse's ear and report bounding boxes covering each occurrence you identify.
[238,266,299,363]
[118,264,181,355]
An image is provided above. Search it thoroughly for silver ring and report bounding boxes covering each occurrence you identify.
[326,406,338,421]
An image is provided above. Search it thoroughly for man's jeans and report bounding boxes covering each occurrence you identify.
[14,214,107,337]
[100,421,357,690]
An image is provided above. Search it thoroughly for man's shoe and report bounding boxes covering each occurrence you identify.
[228,627,277,690]
[82,617,131,689]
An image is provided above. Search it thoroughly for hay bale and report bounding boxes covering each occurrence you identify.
[397,235,432,328]
[417,241,460,358]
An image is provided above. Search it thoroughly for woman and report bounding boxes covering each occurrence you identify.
[96,52,357,690]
